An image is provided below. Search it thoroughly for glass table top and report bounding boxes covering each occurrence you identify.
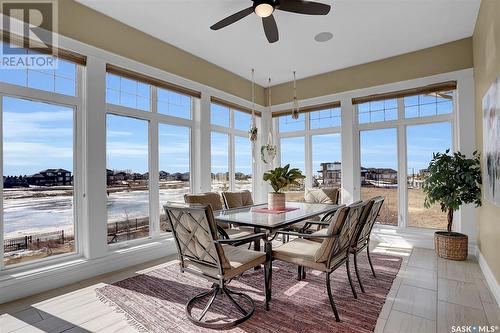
[214,202,339,230]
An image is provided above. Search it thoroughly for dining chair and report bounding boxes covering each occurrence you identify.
[184,192,254,245]
[286,187,340,234]
[164,203,270,329]
[221,190,254,209]
[272,201,371,321]
[349,196,385,293]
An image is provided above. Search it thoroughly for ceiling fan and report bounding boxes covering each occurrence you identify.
[210,0,331,43]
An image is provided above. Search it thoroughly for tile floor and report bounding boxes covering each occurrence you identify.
[0,242,498,333]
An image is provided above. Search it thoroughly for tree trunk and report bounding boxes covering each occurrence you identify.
[447,208,454,233]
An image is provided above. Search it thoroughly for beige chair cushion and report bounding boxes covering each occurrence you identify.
[184,193,228,229]
[313,205,348,263]
[222,191,254,209]
[184,192,223,211]
[224,227,254,239]
[273,238,326,271]
[304,188,339,204]
[186,245,266,279]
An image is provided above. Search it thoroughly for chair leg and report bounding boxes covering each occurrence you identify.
[198,286,219,321]
[264,260,270,311]
[346,255,358,299]
[353,251,365,293]
[366,243,376,278]
[302,266,306,280]
[297,265,302,281]
[326,272,341,322]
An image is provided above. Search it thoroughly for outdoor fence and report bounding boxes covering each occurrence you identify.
[4,230,66,252]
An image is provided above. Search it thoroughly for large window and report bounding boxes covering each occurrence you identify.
[106,115,150,244]
[360,128,399,226]
[356,89,456,228]
[159,124,191,232]
[407,122,452,229]
[105,72,194,242]
[210,102,256,193]
[2,97,75,266]
[278,113,305,132]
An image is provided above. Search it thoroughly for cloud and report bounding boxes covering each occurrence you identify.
[107,142,148,157]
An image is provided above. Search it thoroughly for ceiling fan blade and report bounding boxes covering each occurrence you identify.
[262,15,279,43]
[210,7,254,30]
[278,0,331,15]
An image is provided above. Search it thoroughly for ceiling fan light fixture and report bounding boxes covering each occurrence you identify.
[254,1,275,18]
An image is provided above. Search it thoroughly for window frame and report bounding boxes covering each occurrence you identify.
[0,64,85,270]
[355,92,456,229]
[210,103,258,192]
[105,80,195,248]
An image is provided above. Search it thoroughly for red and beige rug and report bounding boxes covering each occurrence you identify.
[96,252,401,332]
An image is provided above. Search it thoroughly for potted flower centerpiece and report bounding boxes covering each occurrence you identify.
[263,164,305,210]
[422,150,482,260]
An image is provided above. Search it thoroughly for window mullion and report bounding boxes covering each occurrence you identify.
[149,87,160,238]
[0,94,4,270]
[397,98,407,229]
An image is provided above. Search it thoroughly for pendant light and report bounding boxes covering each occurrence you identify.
[291,71,300,120]
[248,68,258,141]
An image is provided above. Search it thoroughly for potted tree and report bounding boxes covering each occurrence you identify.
[263,164,305,210]
[422,150,482,260]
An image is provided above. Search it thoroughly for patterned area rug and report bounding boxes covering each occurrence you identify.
[96,252,401,332]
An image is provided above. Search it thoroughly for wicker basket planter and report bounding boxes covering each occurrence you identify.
[434,231,468,261]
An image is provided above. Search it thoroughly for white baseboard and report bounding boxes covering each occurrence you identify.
[477,248,500,307]
[0,239,177,305]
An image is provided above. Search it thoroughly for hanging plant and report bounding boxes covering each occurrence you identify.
[249,126,258,141]
[291,71,300,120]
[261,144,277,164]
[248,68,258,142]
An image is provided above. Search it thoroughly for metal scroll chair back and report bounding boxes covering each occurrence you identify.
[165,203,230,278]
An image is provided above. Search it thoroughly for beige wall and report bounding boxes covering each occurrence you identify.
[268,38,473,105]
[56,0,266,105]
[473,0,500,284]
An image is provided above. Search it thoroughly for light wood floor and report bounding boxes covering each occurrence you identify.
[1,242,499,333]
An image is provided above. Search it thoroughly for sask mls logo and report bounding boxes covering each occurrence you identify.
[1,0,58,69]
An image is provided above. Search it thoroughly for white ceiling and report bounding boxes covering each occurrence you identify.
[76,0,480,86]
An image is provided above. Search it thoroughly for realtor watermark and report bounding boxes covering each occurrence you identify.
[1,0,58,69]
[451,325,499,333]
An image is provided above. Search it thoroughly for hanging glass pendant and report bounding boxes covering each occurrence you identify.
[249,68,258,142]
[291,71,300,120]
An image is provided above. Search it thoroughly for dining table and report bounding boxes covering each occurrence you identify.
[214,201,340,300]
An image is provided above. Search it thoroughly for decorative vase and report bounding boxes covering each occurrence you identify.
[268,192,286,211]
[434,231,468,261]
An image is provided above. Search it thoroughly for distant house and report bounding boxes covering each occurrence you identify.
[318,162,341,186]
[362,167,397,185]
[27,169,72,186]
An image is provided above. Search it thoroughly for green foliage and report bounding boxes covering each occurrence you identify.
[263,164,305,193]
[422,150,482,232]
